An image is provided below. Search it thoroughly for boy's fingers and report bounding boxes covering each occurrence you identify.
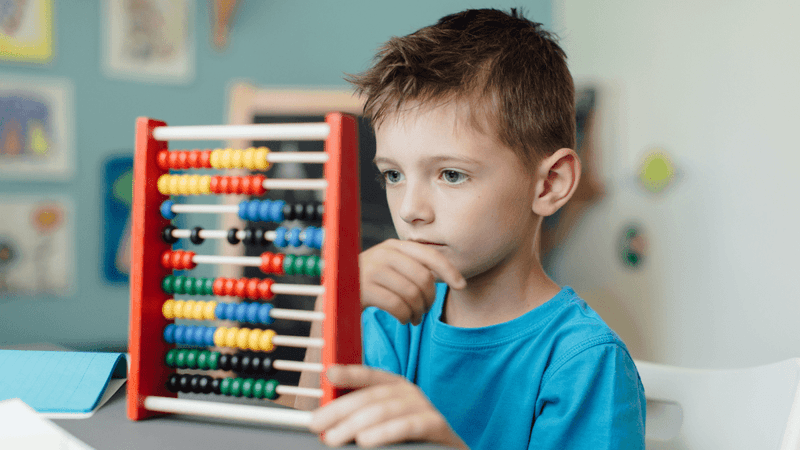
[389,240,466,289]
[325,364,400,388]
[363,283,416,324]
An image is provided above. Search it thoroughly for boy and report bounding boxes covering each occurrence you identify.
[303,8,646,449]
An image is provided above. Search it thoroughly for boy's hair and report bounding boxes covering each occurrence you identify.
[347,8,575,169]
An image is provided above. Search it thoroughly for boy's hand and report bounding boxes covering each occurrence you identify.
[360,239,466,325]
[310,365,468,449]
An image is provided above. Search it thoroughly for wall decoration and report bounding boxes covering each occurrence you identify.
[0,0,53,64]
[0,76,75,180]
[638,148,677,194]
[620,223,647,269]
[102,155,133,283]
[102,0,195,84]
[0,196,74,297]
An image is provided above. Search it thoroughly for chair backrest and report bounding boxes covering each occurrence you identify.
[635,358,800,450]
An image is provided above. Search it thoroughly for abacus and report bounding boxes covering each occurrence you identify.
[128,113,361,428]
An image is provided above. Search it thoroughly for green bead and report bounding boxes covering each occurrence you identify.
[165,349,178,367]
[192,278,204,295]
[220,378,232,396]
[185,349,199,369]
[175,349,187,368]
[173,276,186,295]
[263,379,279,400]
[186,277,197,295]
[203,278,215,295]
[241,378,255,398]
[207,352,219,370]
[230,378,242,397]
[196,351,208,370]
[253,379,265,399]
[293,256,306,276]
[162,275,175,294]
[316,257,324,277]
[304,256,317,276]
[283,254,295,275]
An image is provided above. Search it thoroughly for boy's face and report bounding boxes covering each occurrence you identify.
[374,102,541,280]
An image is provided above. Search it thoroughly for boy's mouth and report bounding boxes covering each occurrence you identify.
[410,239,445,246]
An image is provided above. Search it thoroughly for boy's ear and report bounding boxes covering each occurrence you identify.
[532,148,582,217]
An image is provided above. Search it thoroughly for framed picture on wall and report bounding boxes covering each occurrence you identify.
[0,76,75,180]
[101,0,195,84]
[0,0,54,64]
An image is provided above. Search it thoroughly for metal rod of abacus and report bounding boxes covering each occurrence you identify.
[152,123,330,142]
[266,152,328,164]
[269,308,325,322]
[143,397,313,428]
[169,204,238,214]
[273,360,324,373]
[273,335,324,349]
[263,178,328,190]
[276,385,323,398]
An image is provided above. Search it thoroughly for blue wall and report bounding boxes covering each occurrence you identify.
[0,1,551,349]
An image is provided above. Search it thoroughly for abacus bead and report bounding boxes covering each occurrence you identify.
[260,356,276,375]
[234,278,248,297]
[175,349,187,368]
[239,175,253,195]
[213,327,227,347]
[269,200,285,223]
[246,278,260,299]
[162,275,175,294]
[187,150,200,168]
[215,302,226,320]
[258,303,274,325]
[257,279,273,300]
[239,354,252,373]
[241,378,255,398]
[203,278,215,295]
[227,228,240,245]
[181,251,196,270]
[166,374,180,393]
[172,300,184,319]
[225,328,238,347]
[236,329,251,349]
[235,303,248,322]
[193,302,205,320]
[270,254,284,276]
[204,327,216,346]
[160,200,176,220]
[283,254,295,275]
[212,278,226,296]
[294,255,307,276]
[211,378,222,395]
[190,227,204,245]
[273,227,288,248]
[203,300,217,320]
[173,276,187,294]
[242,228,253,245]
[179,375,192,393]
[161,251,172,269]
[254,228,266,246]
[229,353,242,372]
[259,252,274,274]
[314,256,323,277]
[189,375,202,393]
[293,203,305,220]
[162,299,175,319]
[174,325,187,344]
[165,349,178,367]
[229,176,242,194]
[161,225,178,244]
[198,375,212,394]
[247,329,262,351]
[220,378,232,396]
[182,300,195,319]
[224,278,236,296]
[250,175,267,196]
[289,227,302,247]
[315,203,324,221]
[207,352,220,370]
[224,302,237,320]
[259,329,276,352]
[157,150,170,170]
[264,379,279,400]
[230,378,243,397]
[246,303,259,323]
[238,201,249,221]
[304,204,316,222]
[259,200,272,222]
[196,351,209,370]
[305,256,318,277]
[185,349,198,368]
[218,353,231,371]
[253,379,265,399]
[163,324,176,343]
[282,203,295,221]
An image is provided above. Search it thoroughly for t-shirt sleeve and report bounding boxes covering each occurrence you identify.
[361,306,405,376]
[531,341,646,450]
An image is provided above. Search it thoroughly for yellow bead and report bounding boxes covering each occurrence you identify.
[210,149,223,168]
[182,300,195,320]
[162,299,176,319]
[259,329,276,352]
[247,329,262,350]
[192,301,205,320]
[221,149,232,168]
[242,148,255,170]
[204,301,217,320]
[214,327,227,347]
[168,176,180,196]
[187,175,198,194]
[231,149,243,168]
[178,175,190,194]
[199,175,211,194]
[256,147,270,170]
[157,175,170,195]
[225,328,238,347]
[236,328,250,349]
[172,300,184,319]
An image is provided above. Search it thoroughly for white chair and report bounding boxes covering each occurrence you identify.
[635,358,800,450]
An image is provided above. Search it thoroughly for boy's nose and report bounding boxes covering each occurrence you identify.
[398,183,434,224]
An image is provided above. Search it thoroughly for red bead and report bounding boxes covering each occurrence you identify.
[258,279,274,300]
[170,251,183,269]
[271,253,285,276]
[259,252,274,274]
[161,251,173,269]
[246,278,260,299]
[209,176,221,193]
[187,150,200,168]
[234,278,248,297]
[239,176,252,195]
[250,175,266,195]
[218,177,230,194]
[200,150,212,168]
[224,278,236,296]
[168,151,180,169]
[177,151,189,169]
[213,278,226,296]
[229,176,242,194]
[157,151,170,170]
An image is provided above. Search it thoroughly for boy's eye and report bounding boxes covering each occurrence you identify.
[377,170,403,188]
[441,170,467,184]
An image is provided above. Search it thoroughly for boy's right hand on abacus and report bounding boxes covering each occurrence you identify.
[359,239,466,326]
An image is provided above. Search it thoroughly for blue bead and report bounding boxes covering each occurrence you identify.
[308,227,323,250]
[247,200,260,222]
[258,200,272,222]
[289,227,302,247]
[258,303,274,325]
[273,227,288,248]
[204,327,216,346]
[246,303,259,323]
[187,326,200,346]
[270,200,285,223]
[224,303,237,320]
[163,324,176,343]
[215,302,226,320]
[174,325,186,344]
[160,200,176,220]
[238,200,249,221]
[235,303,248,322]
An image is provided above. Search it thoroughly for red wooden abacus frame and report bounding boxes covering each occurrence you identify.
[127,113,361,422]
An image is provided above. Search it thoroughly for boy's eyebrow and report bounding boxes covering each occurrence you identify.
[373,155,481,166]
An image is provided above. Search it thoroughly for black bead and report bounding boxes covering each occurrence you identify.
[189,374,202,393]
[166,374,180,392]
[243,228,254,245]
[304,203,316,222]
[218,353,231,371]
[227,228,240,245]
[189,226,204,245]
[293,203,305,220]
[315,203,324,222]
[239,354,252,373]
[252,228,265,246]
[283,203,295,221]
[260,356,276,375]
[178,374,191,393]
[229,354,242,371]
[248,354,261,373]
[161,225,178,244]
[198,375,212,394]
[211,378,222,394]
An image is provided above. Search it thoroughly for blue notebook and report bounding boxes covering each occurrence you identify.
[0,350,127,416]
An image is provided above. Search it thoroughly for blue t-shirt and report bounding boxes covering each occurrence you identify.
[362,284,646,450]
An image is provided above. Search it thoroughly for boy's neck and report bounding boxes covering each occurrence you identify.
[441,256,560,328]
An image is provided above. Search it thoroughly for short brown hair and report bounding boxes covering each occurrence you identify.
[347,8,575,169]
